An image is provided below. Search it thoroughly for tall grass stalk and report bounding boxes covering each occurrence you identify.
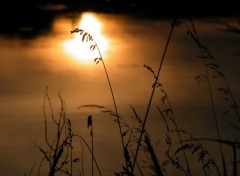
[73,134,102,176]
[81,141,84,176]
[187,17,229,175]
[157,86,221,176]
[155,83,194,175]
[131,16,192,175]
[129,105,164,175]
[184,137,240,176]
[70,29,129,171]
[88,115,94,176]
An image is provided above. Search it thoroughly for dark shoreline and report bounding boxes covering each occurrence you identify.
[2,1,240,17]
[0,1,239,38]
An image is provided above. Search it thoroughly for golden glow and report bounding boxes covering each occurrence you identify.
[63,13,109,64]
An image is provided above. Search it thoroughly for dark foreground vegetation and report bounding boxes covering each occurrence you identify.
[25,7,240,176]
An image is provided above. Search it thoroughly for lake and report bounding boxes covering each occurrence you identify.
[0,11,239,176]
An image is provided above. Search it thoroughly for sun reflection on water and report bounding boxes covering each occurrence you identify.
[63,13,109,64]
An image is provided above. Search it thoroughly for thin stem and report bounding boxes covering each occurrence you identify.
[202,57,226,176]
[157,84,192,174]
[131,16,178,174]
[91,122,94,176]
[101,59,125,150]
[95,44,128,169]
[81,142,84,176]
[187,17,227,175]
[70,136,73,175]
[73,135,102,176]
[71,28,129,171]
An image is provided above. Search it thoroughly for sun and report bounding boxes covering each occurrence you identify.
[63,13,109,64]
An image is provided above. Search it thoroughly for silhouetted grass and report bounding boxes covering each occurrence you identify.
[30,13,240,176]
[33,88,102,176]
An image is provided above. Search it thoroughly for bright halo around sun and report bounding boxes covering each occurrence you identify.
[63,13,109,64]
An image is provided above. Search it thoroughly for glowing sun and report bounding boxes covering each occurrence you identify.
[63,13,109,63]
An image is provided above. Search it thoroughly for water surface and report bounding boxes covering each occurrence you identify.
[0,12,239,175]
